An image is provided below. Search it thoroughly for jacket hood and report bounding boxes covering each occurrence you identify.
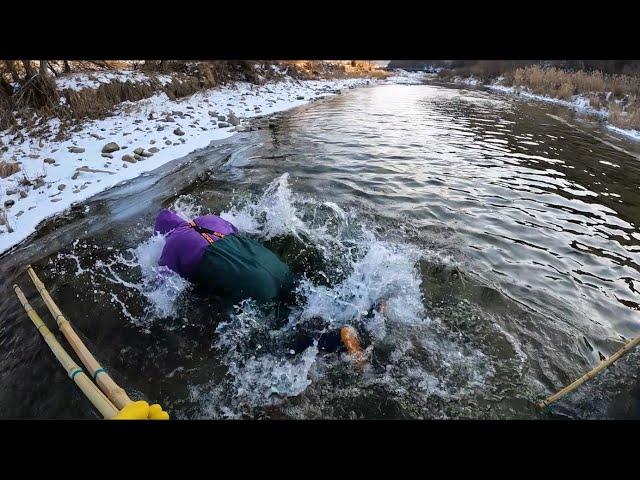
[155,209,187,235]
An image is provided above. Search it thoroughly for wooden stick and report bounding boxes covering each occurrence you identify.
[13,284,119,419]
[26,266,132,409]
[538,334,640,409]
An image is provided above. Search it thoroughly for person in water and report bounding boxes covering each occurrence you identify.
[154,209,369,363]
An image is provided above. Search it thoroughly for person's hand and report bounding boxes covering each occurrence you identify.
[111,400,170,420]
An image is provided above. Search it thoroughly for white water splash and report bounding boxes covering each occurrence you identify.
[294,241,427,328]
[220,173,305,239]
[94,232,190,321]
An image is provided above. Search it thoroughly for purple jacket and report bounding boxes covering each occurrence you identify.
[154,209,238,280]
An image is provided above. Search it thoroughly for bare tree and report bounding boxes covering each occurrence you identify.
[38,60,47,78]
[4,60,21,83]
[47,61,59,77]
[39,60,49,78]
[22,60,35,79]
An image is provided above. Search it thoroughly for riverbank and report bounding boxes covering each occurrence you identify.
[0,65,392,255]
[437,65,640,142]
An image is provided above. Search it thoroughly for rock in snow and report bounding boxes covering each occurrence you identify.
[101,142,120,153]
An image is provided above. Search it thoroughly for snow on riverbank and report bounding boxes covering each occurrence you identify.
[486,83,640,141]
[383,69,430,85]
[0,75,373,254]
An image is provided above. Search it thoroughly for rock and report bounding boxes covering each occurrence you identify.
[296,95,304,100]
[19,190,27,198]
[148,147,159,153]
[122,154,136,163]
[101,153,113,159]
[101,142,120,153]
[218,122,230,128]
[150,139,156,144]
[33,177,45,189]
[217,115,226,121]
[6,189,17,195]
[208,111,217,116]
[90,133,105,140]
[58,184,66,191]
[44,158,56,164]
[157,126,165,131]
[133,147,145,155]
[228,112,240,126]
[173,128,185,136]
[16,210,23,217]
[4,199,15,208]
[72,171,80,180]
[68,146,85,153]
[0,160,21,178]
[134,154,143,161]
[165,140,172,145]
[51,198,62,202]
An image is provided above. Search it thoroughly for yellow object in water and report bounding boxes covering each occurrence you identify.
[148,403,170,420]
[112,400,170,420]
[112,400,150,420]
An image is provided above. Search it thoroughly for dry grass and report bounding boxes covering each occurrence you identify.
[609,103,640,130]
[0,208,12,232]
[0,160,20,178]
[437,62,640,131]
[512,65,640,129]
[0,60,386,138]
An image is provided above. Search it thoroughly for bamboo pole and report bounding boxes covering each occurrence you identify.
[538,334,640,409]
[26,265,132,409]
[13,285,119,419]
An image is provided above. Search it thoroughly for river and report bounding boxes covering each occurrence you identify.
[1,82,639,419]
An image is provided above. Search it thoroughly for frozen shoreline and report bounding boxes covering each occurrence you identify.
[0,74,377,255]
[446,76,640,142]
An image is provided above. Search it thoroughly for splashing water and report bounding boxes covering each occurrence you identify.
[183,174,495,416]
[59,233,191,325]
[58,173,495,416]
[220,173,305,239]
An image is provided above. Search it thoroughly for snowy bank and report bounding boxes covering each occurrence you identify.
[0,75,373,255]
[382,69,430,85]
[484,83,640,141]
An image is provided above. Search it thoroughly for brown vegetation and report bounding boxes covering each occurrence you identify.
[0,60,384,138]
[511,66,640,129]
[0,160,21,178]
[436,61,640,131]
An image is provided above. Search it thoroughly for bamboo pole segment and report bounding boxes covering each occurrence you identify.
[538,334,640,409]
[26,265,132,409]
[13,285,119,419]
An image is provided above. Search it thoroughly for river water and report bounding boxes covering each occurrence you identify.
[1,83,639,419]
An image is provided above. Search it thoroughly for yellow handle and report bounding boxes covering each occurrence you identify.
[111,400,170,420]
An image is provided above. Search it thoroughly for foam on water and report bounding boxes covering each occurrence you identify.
[182,174,495,417]
[219,173,304,239]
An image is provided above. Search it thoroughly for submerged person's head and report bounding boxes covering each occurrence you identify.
[155,209,186,235]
